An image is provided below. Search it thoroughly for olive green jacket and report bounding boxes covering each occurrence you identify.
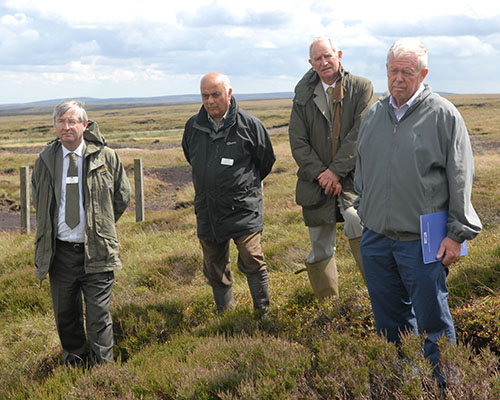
[32,121,131,281]
[289,66,374,226]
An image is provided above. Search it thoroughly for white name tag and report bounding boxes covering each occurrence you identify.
[221,158,234,166]
[66,176,79,184]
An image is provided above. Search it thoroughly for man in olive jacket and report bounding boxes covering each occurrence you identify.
[289,37,374,299]
[32,100,131,366]
[182,72,275,315]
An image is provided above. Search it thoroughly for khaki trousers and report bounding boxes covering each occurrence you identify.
[200,232,266,287]
[307,201,363,264]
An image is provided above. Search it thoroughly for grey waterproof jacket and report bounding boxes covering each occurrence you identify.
[32,121,131,281]
[182,97,275,243]
[354,86,482,242]
[289,66,374,226]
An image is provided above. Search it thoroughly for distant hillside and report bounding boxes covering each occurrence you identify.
[0,92,294,115]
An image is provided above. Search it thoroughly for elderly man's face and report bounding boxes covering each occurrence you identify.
[387,54,428,108]
[309,40,343,85]
[54,109,87,151]
[201,77,232,122]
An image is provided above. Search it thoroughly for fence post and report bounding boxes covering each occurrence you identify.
[20,166,30,234]
[134,158,145,222]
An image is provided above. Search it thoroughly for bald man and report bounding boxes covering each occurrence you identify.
[182,72,275,316]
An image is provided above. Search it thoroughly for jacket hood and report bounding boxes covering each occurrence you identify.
[294,66,347,106]
[84,120,106,146]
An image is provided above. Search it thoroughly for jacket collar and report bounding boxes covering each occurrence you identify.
[380,84,433,120]
[294,65,347,106]
[195,96,239,132]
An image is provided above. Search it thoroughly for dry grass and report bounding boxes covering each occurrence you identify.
[0,95,499,399]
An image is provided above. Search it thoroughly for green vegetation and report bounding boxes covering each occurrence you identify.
[1,96,499,399]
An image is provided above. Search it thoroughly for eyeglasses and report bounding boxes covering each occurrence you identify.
[56,119,82,127]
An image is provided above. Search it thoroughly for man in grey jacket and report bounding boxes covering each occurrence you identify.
[355,38,482,387]
[289,37,374,299]
[32,100,131,366]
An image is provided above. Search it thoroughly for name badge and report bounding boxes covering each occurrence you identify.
[66,176,79,184]
[221,158,234,166]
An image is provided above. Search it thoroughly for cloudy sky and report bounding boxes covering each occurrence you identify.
[1,0,499,104]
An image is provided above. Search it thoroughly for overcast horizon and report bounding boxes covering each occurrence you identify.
[1,0,499,105]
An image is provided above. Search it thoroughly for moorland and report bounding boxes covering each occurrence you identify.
[0,94,499,399]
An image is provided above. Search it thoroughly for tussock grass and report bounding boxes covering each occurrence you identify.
[0,96,499,399]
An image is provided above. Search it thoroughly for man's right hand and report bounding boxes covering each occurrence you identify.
[317,169,342,196]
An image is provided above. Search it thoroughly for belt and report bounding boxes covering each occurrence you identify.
[56,239,85,252]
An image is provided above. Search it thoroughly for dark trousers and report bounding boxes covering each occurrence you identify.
[360,228,456,384]
[49,240,114,365]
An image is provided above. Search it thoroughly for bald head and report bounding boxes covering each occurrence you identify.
[200,72,233,122]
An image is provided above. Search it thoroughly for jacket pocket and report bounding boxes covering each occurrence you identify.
[295,179,327,208]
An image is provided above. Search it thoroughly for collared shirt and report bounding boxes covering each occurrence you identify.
[321,79,338,104]
[389,84,425,121]
[57,141,85,243]
[208,110,229,133]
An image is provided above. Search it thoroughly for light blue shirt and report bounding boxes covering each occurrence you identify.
[389,84,425,121]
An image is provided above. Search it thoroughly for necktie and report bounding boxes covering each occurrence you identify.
[65,153,80,228]
[327,83,344,157]
[327,86,335,120]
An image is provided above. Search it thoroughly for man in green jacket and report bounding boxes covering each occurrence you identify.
[289,37,374,299]
[32,100,131,366]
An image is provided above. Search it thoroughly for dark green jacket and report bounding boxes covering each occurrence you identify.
[32,121,131,281]
[182,97,275,243]
[289,66,374,226]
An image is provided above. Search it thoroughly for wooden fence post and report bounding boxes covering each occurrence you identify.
[134,158,145,222]
[20,166,30,234]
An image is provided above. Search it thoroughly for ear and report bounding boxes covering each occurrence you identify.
[83,120,89,128]
[308,58,314,67]
[421,68,429,80]
[228,87,232,100]
[337,50,343,62]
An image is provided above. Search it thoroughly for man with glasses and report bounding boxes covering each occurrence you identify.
[289,37,374,299]
[182,72,275,316]
[32,100,131,366]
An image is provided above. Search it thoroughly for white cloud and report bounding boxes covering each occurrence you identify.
[1,0,500,103]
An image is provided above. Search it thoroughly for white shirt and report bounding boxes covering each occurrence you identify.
[321,79,337,103]
[389,84,425,121]
[57,141,85,243]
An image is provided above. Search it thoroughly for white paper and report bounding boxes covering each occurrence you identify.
[221,158,234,166]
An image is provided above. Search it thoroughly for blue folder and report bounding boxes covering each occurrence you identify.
[420,211,468,264]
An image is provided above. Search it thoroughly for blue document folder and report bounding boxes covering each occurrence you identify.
[420,211,468,264]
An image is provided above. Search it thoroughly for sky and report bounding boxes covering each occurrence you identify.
[1,0,499,104]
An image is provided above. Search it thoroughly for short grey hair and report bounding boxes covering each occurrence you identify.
[53,100,88,124]
[309,36,339,59]
[387,38,428,71]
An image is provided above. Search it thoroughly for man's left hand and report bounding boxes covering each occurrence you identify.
[436,237,462,266]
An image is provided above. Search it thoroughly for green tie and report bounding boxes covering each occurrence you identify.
[65,152,80,229]
[327,86,335,120]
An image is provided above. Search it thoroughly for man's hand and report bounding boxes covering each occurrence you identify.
[436,237,462,266]
[317,169,342,196]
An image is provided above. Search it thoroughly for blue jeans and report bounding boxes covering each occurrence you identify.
[360,228,456,377]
